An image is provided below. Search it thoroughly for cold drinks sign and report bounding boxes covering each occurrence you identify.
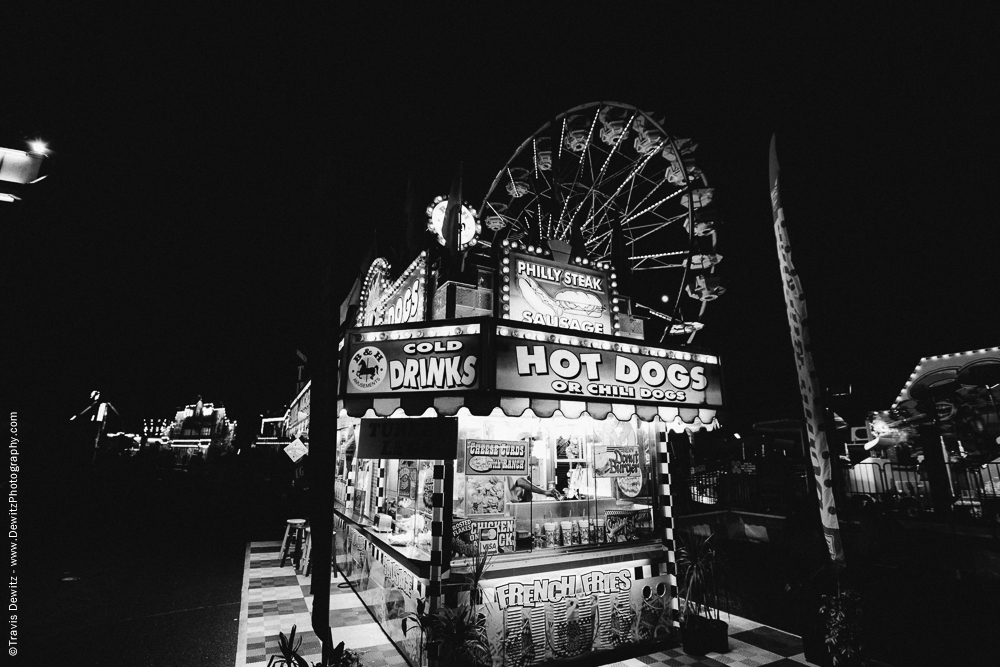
[496,334,722,406]
[345,332,480,394]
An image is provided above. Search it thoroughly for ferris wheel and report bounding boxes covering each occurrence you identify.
[478,102,722,342]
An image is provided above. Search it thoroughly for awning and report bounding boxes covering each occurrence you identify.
[342,394,719,432]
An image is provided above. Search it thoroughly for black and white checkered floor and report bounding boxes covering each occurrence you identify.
[235,540,823,667]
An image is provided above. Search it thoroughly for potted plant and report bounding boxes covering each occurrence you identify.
[401,545,493,667]
[677,533,729,655]
[268,625,308,667]
[401,599,491,667]
[268,626,362,667]
[310,641,362,667]
[818,584,867,667]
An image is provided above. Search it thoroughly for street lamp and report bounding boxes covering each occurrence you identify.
[0,139,50,202]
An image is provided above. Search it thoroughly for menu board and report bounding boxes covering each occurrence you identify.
[397,459,418,500]
[593,445,640,478]
[465,439,529,476]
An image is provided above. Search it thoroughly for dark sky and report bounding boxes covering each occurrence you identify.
[6,5,997,437]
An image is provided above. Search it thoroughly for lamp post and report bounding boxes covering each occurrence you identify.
[0,139,48,202]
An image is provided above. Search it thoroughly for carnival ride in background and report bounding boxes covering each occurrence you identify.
[476,102,723,344]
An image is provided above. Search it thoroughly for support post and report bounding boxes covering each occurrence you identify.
[309,260,339,660]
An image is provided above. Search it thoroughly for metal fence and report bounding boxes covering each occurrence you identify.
[679,461,1000,527]
[838,460,1000,523]
[681,464,811,516]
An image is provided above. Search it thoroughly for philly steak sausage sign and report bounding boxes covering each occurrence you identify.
[496,335,722,406]
[507,253,613,334]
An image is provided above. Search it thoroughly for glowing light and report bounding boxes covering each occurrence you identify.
[28,140,48,154]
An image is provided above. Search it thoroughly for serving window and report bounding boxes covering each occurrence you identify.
[452,412,658,561]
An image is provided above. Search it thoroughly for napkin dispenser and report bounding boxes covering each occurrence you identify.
[375,513,393,532]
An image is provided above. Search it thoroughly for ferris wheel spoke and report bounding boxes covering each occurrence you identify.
[576,143,662,235]
[627,212,687,232]
[621,188,686,228]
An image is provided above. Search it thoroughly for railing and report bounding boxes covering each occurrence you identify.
[838,460,1000,523]
[678,461,1000,527]
[680,464,811,516]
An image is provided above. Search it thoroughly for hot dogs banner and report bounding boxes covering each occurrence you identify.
[357,254,427,328]
[506,252,615,334]
[495,337,723,406]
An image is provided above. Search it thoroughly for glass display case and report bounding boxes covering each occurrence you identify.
[383,458,433,557]
[452,412,657,562]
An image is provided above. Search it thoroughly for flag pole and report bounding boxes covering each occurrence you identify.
[769,135,845,567]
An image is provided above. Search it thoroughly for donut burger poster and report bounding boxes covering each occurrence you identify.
[509,253,613,334]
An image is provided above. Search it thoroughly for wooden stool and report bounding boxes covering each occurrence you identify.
[299,527,313,575]
[279,519,307,567]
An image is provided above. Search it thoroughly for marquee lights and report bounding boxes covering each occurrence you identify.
[894,346,1000,407]
[353,323,481,344]
[494,325,718,364]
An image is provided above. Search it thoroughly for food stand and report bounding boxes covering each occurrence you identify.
[332,238,725,667]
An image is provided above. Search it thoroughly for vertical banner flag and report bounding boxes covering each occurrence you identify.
[769,136,845,565]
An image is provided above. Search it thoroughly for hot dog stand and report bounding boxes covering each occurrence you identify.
[332,238,725,667]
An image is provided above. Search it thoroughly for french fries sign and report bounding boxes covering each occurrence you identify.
[507,253,613,334]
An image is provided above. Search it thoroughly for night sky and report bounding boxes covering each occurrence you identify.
[6,6,997,439]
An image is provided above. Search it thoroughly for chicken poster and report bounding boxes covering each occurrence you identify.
[509,253,613,334]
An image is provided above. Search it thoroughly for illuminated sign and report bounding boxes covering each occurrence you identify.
[496,333,722,406]
[465,440,528,475]
[426,196,480,250]
[345,333,481,394]
[503,252,615,334]
[358,255,427,327]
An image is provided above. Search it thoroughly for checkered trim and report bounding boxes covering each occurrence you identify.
[633,559,668,581]
[345,456,356,506]
[375,464,386,515]
[428,462,446,614]
[656,424,679,625]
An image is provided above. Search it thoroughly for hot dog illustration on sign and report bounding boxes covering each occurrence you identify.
[511,255,611,333]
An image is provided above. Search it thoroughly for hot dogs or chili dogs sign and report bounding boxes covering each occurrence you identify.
[496,329,723,406]
[505,252,614,334]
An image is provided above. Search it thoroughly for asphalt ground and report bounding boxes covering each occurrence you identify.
[15,436,998,667]
[19,448,294,667]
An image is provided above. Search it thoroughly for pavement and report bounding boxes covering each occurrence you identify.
[235,539,833,667]
[31,453,990,666]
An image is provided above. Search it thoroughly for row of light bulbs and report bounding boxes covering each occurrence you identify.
[353,323,482,343]
[495,326,718,364]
